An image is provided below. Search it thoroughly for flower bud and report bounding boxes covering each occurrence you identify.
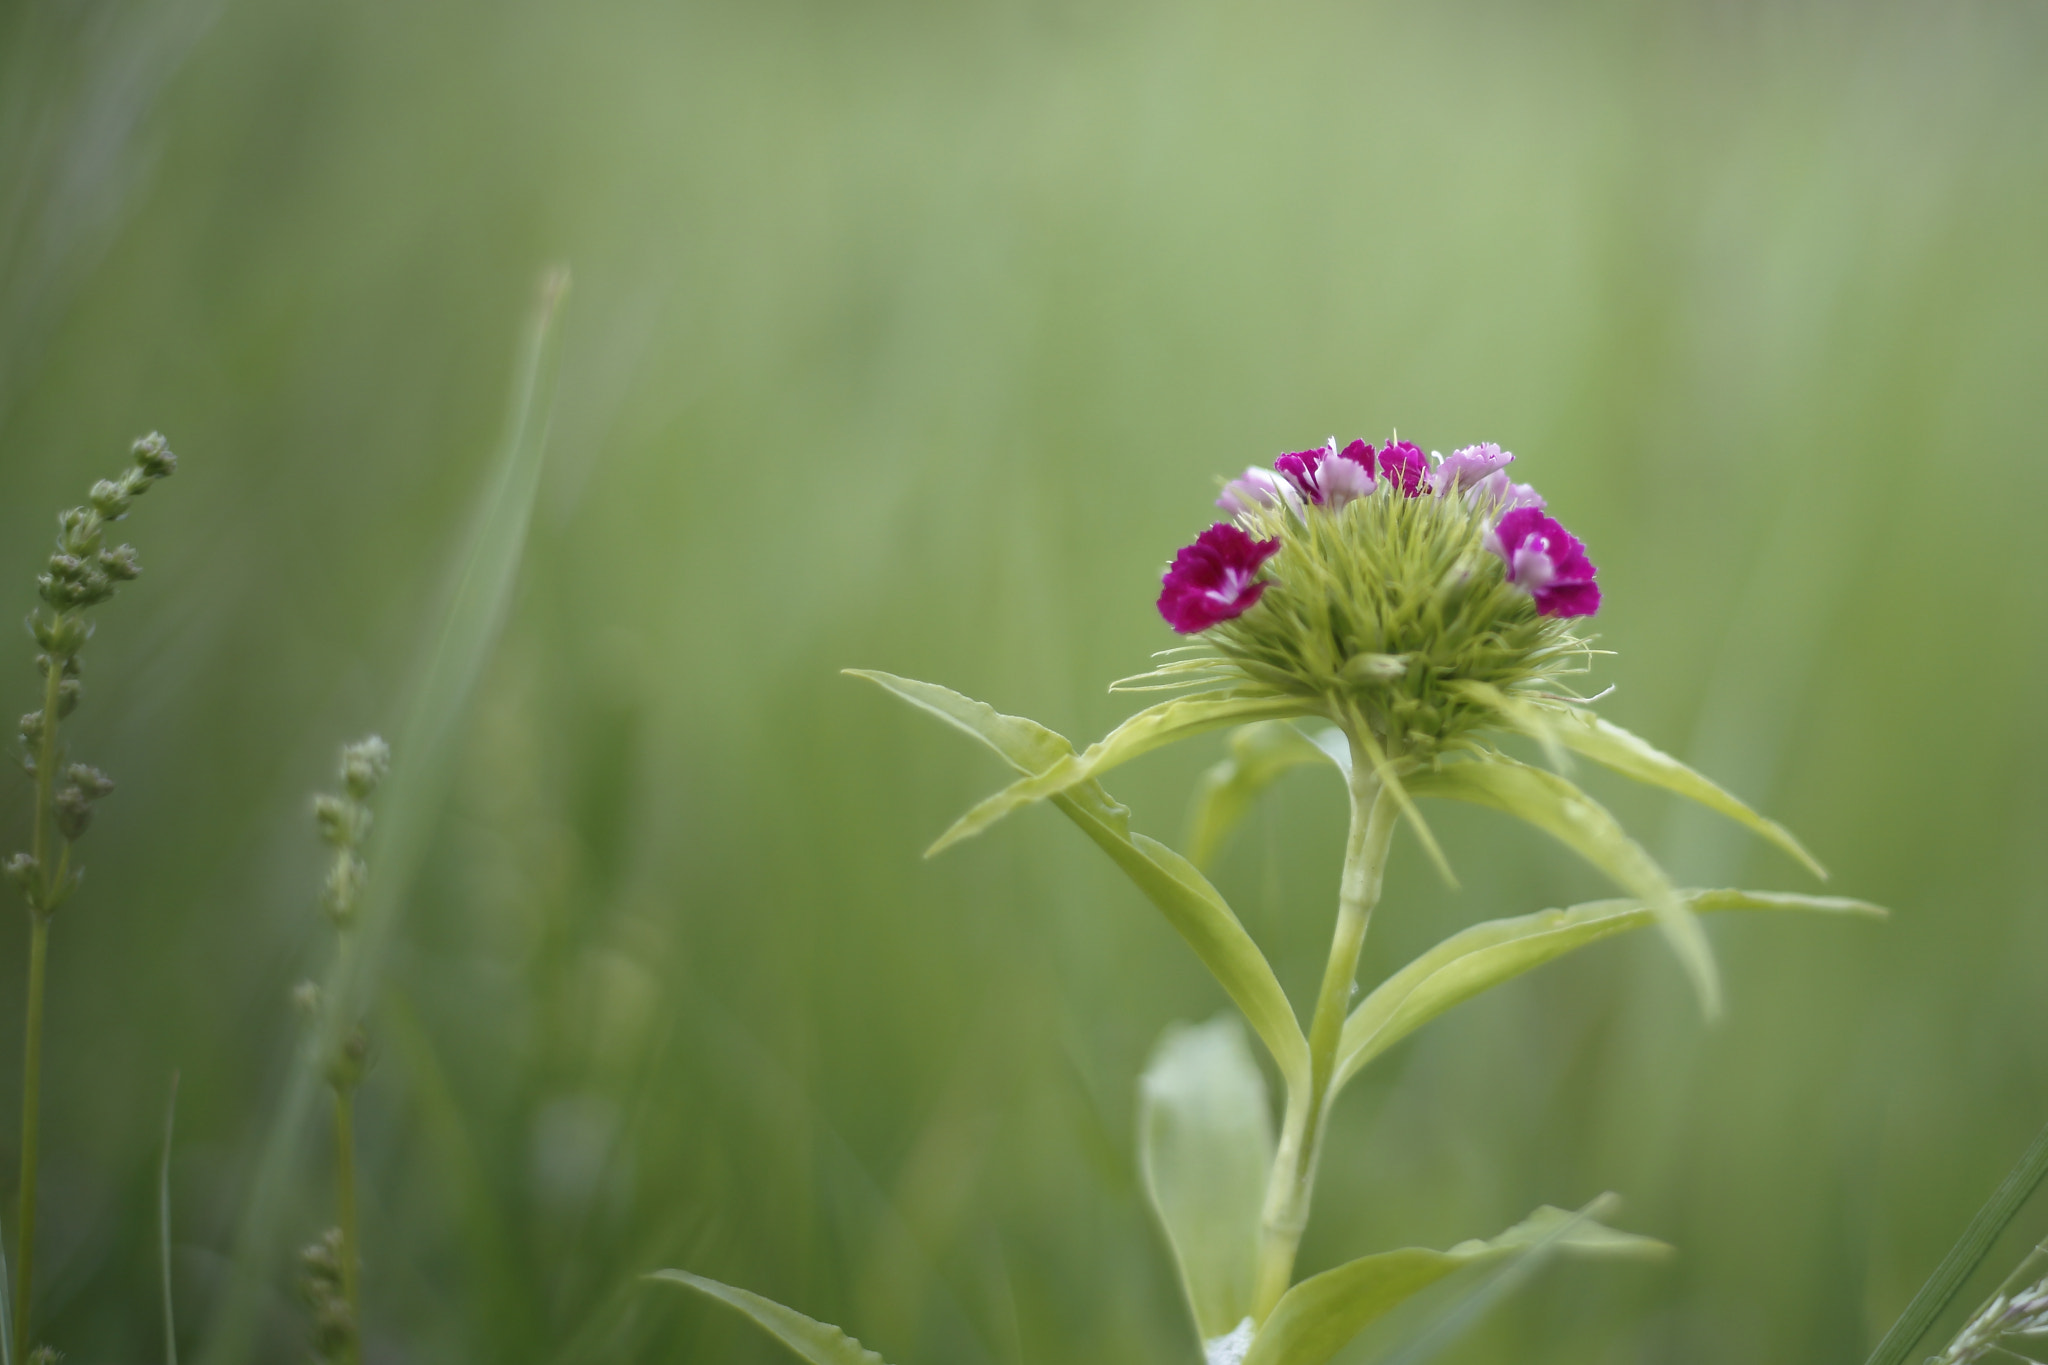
[88,479,132,519]
[19,711,43,749]
[54,677,81,719]
[65,764,113,799]
[321,852,367,924]
[131,431,177,480]
[338,735,390,800]
[326,1026,369,1089]
[56,507,100,556]
[97,544,141,581]
[29,612,90,657]
[54,786,95,841]
[4,853,37,889]
[311,794,368,848]
[292,979,322,1019]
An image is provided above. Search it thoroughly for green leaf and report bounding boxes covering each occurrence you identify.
[1139,1016,1276,1342]
[1405,757,1720,1017]
[1546,706,1825,881]
[1364,1200,1653,1365]
[1335,890,1884,1089]
[1241,1198,1665,1365]
[848,672,1309,1087]
[926,693,1310,857]
[1184,722,1339,869]
[648,1271,893,1365]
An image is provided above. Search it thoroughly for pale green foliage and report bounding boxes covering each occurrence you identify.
[1140,1017,1276,1341]
[1404,758,1715,1015]
[927,692,1308,856]
[1452,682,1826,879]
[647,1272,892,1365]
[1240,1201,1667,1365]
[1335,891,1883,1089]
[846,671,1876,1360]
[846,671,1310,1085]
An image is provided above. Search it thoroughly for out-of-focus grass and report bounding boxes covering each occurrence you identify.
[0,1,2045,1361]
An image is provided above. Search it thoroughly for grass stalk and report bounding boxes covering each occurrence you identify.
[1866,1116,2048,1365]
[332,1084,360,1365]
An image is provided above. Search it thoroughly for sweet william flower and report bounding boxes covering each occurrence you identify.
[1486,506,1600,618]
[1158,523,1281,634]
[1374,440,1431,497]
[1433,443,1514,494]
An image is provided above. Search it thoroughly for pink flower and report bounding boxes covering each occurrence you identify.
[1485,507,1600,617]
[1433,443,1514,495]
[1374,440,1430,497]
[1217,466,1289,514]
[1158,523,1281,633]
[1466,470,1547,513]
[1321,439,1376,504]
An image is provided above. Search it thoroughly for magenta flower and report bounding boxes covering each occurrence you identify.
[1271,447,1332,504]
[1485,507,1600,617]
[1158,523,1281,634]
[1375,440,1430,497]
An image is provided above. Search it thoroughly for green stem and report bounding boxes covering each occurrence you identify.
[14,657,64,1361]
[333,1083,361,1365]
[13,917,46,1365]
[1251,729,1397,1322]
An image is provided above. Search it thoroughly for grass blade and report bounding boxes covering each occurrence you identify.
[1865,1116,2048,1365]
[196,268,568,1365]
[647,1271,894,1365]
[161,1070,180,1365]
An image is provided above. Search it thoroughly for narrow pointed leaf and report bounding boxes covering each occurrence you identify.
[849,672,1308,1086]
[1336,890,1884,1088]
[1367,1201,1648,1365]
[1241,1199,1665,1365]
[1185,722,1338,869]
[1552,711,1828,880]
[1865,1116,2048,1365]
[1406,758,1719,1017]
[648,1271,892,1365]
[1140,1017,1276,1341]
[1458,683,1825,880]
[927,693,1309,856]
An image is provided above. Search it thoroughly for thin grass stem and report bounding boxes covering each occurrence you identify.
[332,1084,361,1365]
[1867,1116,2048,1365]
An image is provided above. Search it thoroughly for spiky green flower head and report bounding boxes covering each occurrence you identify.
[1152,438,1600,765]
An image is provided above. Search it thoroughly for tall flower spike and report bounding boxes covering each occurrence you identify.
[1486,506,1600,617]
[1158,524,1280,634]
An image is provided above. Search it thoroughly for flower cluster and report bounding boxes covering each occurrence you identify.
[1151,435,1602,760]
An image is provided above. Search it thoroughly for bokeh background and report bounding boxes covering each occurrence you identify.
[1,0,2045,1360]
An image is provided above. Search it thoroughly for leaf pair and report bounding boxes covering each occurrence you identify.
[1136,894,1881,1362]
[845,671,1310,1089]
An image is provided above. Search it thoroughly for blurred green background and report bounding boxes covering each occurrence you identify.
[0,0,2045,1360]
